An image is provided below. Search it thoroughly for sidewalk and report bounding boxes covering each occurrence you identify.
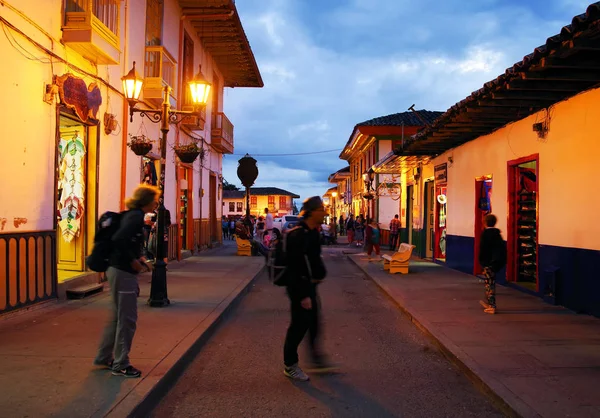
[348,252,600,418]
[0,241,264,418]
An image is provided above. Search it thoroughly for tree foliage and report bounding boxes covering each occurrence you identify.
[222,178,240,191]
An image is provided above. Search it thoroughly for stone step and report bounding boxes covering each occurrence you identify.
[65,283,104,300]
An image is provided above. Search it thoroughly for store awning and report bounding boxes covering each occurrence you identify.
[179,0,263,88]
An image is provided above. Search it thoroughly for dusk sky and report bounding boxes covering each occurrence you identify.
[221,0,590,204]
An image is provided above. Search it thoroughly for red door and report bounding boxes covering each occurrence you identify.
[473,178,492,275]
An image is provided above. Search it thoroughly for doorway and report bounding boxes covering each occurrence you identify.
[424,181,435,258]
[406,185,413,245]
[434,184,447,262]
[56,114,99,282]
[474,177,492,275]
[508,156,539,291]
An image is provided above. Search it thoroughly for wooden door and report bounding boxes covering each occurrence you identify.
[209,174,217,242]
[425,181,434,258]
[406,185,413,245]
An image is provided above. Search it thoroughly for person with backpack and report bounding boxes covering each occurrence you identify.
[281,196,332,381]
[229,218,235,240]
[93,184,160,378]
[478,214,507,315]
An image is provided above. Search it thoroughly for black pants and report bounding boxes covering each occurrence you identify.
[389,233,399,250]
[284,288,321,366]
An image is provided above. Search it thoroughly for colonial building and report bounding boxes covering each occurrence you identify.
[222,188,299,218]
[327,166,352,220]
[0,0,262,314]
[338,111,442,240]
[372,4,600,317]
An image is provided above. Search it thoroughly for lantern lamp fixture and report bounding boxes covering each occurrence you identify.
[121,61,211,308]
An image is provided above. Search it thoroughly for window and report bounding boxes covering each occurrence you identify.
[145,0,163,46]
[229,202,235,212]
[250,196,257,209]
[279,196,287,210]
[237,202,243,212]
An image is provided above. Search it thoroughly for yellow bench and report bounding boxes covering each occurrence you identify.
[382,243,415,274]
[235,237,252,256]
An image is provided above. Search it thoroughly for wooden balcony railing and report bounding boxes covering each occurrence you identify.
[63,0,120,65]
[211,112,234,154]
[143,46,177,107]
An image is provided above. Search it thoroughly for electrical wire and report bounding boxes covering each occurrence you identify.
[230,148,342,157]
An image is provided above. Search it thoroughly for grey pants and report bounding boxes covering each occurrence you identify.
[95,267,139,370]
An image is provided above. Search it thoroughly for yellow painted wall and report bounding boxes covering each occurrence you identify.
[0,0,125,233]
[431,87,600,251]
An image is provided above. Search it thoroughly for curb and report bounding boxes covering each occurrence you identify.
[104,265,265,418]
[347,256,538,418]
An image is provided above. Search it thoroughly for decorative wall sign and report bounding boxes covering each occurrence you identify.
[55,74,102,122]
[434,163,447,184]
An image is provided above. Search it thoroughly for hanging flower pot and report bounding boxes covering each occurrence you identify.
[128,134,153,156]
[174,141,205,164]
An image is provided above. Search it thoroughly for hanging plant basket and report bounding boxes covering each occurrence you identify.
[128,134,153,156]
[174,141,205,164]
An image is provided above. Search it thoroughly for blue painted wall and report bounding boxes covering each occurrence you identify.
[445,234,599,318]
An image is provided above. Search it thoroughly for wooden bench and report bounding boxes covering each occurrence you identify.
[382,243,415,274]
[235,236,252,256]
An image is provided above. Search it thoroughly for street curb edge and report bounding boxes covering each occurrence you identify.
[346,256,532,418]
[105,264,265,418]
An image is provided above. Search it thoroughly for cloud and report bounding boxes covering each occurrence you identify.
[224,0,590,203]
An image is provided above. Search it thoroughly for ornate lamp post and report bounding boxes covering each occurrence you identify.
[236,154,259,233]
[362,168,375,222]
[122,62,211,307]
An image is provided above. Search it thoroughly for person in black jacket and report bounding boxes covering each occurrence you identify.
[283,196,332,381]
[94,184,159,378]
[478,214,506,314]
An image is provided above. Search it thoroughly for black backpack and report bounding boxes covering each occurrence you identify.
[267,226,306,286]
[86,211,124,272]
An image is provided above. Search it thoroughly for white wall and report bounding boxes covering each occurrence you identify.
[435,87,600,251]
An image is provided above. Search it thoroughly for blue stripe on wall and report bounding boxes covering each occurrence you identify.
[445,234,599,318]
[539,244,600,317]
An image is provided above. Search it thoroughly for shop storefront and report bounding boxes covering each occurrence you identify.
[55,74,101,285]
[434,163,447,262]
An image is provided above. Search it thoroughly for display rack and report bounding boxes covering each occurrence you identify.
[516,189,537,283]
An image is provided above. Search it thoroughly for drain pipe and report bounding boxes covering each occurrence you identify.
[120,0,130,210]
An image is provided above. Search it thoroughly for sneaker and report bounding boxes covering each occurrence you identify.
[484,306,496,314]
[111,365,142,378]
[93,359,113,370]
[283,364,309,381]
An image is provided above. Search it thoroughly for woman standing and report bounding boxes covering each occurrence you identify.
[365,220,381,259]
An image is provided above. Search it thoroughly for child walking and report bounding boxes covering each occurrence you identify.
[478,214,506,314]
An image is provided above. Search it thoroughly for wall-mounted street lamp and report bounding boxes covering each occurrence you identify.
[362,168,376,221]
[122,62,211,307]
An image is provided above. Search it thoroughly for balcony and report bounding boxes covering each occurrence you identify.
[211,112,234,154]
[62,0,120,65]
[143,46,177,107]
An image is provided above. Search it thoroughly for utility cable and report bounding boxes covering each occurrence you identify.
[230,148,341,157]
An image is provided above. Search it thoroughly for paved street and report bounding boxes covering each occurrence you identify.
[152,247,504,418]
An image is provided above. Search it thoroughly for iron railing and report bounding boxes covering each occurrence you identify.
[0,231,57,314]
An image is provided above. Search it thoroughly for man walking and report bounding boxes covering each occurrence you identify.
[346,214,355,244]
[94,184,159,378]
[389,214,401,251]
[283,196,331,381]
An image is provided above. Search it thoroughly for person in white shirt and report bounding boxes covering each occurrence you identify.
[264,208,274,236]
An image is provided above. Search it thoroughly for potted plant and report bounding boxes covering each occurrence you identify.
[128,134,153,156]
[174,140,205,164]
